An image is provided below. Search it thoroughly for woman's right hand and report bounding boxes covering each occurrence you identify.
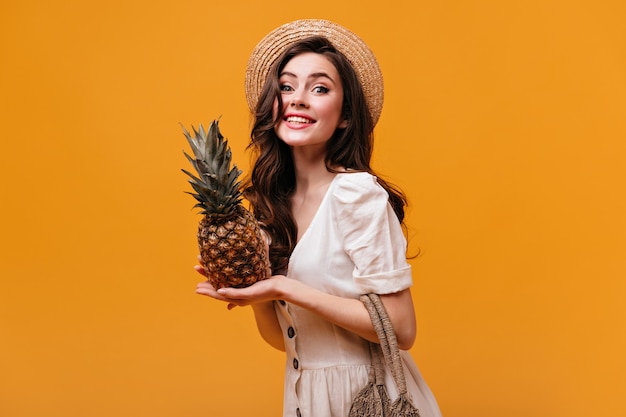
[210,274,290,309]
[194,256,287,310]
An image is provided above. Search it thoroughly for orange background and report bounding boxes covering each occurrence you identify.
[1,1,625,416]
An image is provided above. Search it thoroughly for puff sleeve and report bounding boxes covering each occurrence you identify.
[331,172,413,294]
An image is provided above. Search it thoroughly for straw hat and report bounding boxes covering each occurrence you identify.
[244,19,384,126]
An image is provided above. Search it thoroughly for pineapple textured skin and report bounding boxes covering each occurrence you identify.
[182,119,270,289]
[198,206,269,289]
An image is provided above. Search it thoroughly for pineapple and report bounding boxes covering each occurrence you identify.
[182,119,270,289]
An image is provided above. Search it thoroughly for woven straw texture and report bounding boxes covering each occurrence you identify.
[349,294,421,417]
[244,19,384,126]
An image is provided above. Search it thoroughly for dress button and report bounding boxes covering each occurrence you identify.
[296,408,301,417]
[293,358,299,369]
[287,326,295,338]
[279,300,286,306]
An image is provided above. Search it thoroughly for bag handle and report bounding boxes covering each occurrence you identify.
[360,294,421,417]
[360,294,408,395]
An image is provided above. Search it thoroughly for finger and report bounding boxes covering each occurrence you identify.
[196,287,233,304]
[194,265,207,277]
[195,286,217,297]
[216,287,246,300]
[196,280,215,289]
[196,281,218,297]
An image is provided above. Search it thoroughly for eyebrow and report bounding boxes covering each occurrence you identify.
[279,71,337,85]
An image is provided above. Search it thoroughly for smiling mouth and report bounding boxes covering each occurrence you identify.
[285,116,315,124]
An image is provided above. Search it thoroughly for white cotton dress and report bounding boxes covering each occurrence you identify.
[274,172,442,417]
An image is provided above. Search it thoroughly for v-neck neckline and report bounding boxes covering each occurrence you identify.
[290,173,341,258]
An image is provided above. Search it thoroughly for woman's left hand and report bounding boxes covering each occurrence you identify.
[196,273,288,310]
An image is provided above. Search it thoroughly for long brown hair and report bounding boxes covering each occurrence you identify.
[244,36,407,273]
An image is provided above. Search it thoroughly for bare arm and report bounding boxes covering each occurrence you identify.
[250,302,285,351]
[214,275,417,350]
[295,285,417,350]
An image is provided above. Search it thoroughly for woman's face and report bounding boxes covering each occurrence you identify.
[273,52,347,150]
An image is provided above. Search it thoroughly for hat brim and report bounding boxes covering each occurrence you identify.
[244,19,384,126]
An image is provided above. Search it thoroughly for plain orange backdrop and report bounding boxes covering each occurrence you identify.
[1,1,625,416]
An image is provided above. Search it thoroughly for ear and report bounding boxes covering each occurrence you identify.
[338,118,348,129]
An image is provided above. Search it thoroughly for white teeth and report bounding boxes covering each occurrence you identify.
[286,116,312,124]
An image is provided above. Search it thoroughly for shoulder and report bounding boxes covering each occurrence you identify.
[331,172,387,204]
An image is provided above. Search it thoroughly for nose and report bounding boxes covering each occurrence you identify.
[290,91,308,108]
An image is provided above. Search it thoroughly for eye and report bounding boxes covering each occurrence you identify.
[279,84,294,92]
[312,86,330,94]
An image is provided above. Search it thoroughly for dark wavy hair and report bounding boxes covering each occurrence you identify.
[244,36,407,273]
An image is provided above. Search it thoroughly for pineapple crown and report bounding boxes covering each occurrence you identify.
[181,119,243,217]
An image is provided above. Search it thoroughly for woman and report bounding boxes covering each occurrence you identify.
[196,19,442,417]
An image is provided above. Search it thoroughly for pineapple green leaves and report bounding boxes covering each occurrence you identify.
[181,118,270,288]
[181,119,243,217]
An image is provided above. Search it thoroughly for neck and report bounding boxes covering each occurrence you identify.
[291,146,336,191]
